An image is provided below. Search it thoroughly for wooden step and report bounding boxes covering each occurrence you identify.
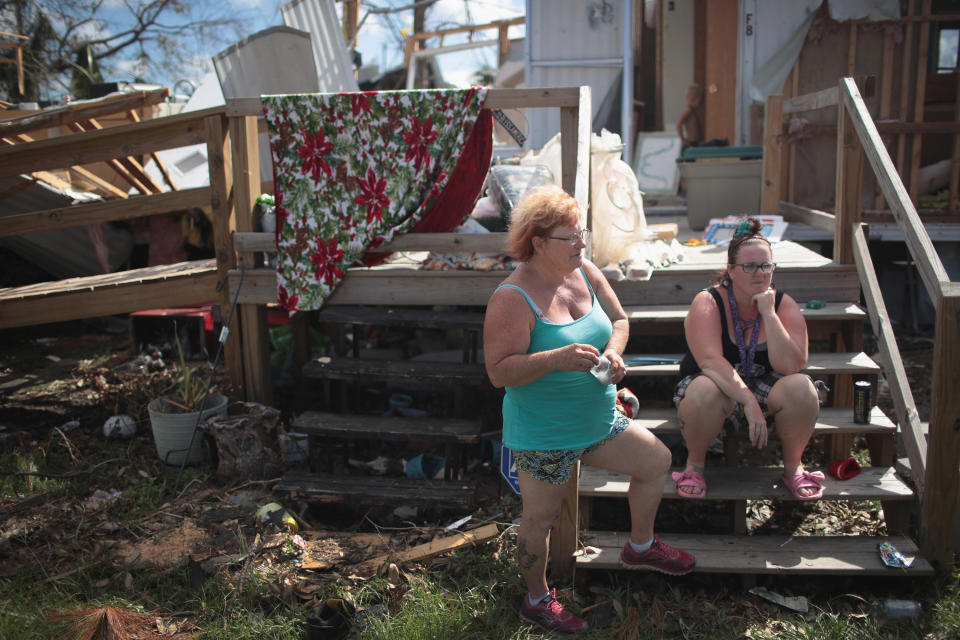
[575,532,934,575]
[623,301,865,324]
[579,466,913,502]
[274,472,476,508]
[315,305,484,330]
[302,355,487,384]
[292,410,498,444]
[623,352,880,376]
[627,406,895,435]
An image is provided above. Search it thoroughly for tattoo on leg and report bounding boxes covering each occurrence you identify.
[517,538,539,571]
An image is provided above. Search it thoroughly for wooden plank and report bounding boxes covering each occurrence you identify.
[0,88,170,138]
[77,117,164,194]
[786,58,800,203]
[851,224,926,490]
[314,305,484,330]
[0,187,210,237]
[302,356,486,383]
[876,29,895,209]
[623,405,894,436]
[847,23,858,77]
[783,86,839,115]
[204,113,243,399]
[626,301,864,323]
[576,532,933,575]
[224,88,585,118]
[234,231,507,254]
[921,291,960,566]
[839,77,951,301]
[951,73,960,214]
[292,411,486,444]
[0,106,222,177]
[68,165,130,199]
[0,262,219,329]
[703,0,738,142]
[581,466,913,501]
[273,472,476,508]
[361,523,499,571]
[908,0,932,204]
[623,351,879,376]
[834,81,864,265]
[230,262,864,307]
[896,0,917,192]
[127,109,178,191]
[760,94,783,214]
[779,201,836,234]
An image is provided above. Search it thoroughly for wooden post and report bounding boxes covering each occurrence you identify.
[921,288,960,567]
[829,81,864,459]
[896,0,916,193]
[760,94,783,214]
[229,114,272,405]
[875,30,894,209]
[550,463,580,580]
[205,114,244,397]
[787,59,800,203]
[908,0,932,205]
[552,86,591,580]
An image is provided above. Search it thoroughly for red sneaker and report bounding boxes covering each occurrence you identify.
[619,536,695,575]
[519,588,589,636]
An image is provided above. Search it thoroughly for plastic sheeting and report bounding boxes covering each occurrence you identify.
[740,0,900,143]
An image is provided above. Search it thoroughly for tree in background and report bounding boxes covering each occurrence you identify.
[0,0,253,103]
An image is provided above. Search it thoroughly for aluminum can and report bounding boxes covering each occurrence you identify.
[853,380,871,424]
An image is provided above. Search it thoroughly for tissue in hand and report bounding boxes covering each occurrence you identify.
[590,355,614,385]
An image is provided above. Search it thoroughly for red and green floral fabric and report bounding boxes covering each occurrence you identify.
[263,88,489,312]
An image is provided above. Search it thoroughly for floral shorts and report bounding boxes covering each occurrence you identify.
[672,371,785,434]
[513,412,631,485]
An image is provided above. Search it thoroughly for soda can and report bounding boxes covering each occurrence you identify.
[853,380,871,424]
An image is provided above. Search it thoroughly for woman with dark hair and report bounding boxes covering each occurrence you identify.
[671,217,824,500]
[483,185,695,636]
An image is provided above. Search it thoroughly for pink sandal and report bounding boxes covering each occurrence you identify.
[672,470,707,498]
[781,470,825,500]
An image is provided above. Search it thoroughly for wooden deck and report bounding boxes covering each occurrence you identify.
[227,239,860,307]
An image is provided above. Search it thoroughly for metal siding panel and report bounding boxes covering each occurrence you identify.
[282,0,360,92]
[528,0,625,149]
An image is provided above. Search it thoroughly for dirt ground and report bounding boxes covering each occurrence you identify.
[0,312,939,603]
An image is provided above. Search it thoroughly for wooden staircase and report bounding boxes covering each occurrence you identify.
[563,288,935,577]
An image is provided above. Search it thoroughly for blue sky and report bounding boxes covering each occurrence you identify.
[97,0,526,95]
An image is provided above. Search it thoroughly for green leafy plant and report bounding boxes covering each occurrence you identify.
[159,335,214,414]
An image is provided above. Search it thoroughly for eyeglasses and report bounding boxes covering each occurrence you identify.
[547,229,590,245]
[733,262,777,274]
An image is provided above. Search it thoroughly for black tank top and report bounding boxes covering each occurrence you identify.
[679,286,784,379]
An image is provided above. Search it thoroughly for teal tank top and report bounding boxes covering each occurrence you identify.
[498,268,617,451]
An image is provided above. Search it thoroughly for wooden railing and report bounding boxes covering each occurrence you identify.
[763,77,960,566]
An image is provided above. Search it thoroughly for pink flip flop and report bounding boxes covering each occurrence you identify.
[672,470,707,498]
[781,470,826,500]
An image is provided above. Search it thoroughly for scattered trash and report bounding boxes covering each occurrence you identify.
[305,598,356,640]
[256,502,298,533]
[871,598,922,620]
[749,586,809,613]
[102,414,137,439]
[59,420,80,433]
[829,456,862,480]
[444,515,473,531]
[393,505,418,520]
[616,388,640,418]
[87,489,122,506]
[878,542,915,570]
[45,354,61,363]
[285,431,309,462]
[405,452,445,479]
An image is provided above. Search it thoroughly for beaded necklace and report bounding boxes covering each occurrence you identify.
[726,285,761,385]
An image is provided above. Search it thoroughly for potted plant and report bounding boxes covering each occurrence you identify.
[147,339,228,466]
